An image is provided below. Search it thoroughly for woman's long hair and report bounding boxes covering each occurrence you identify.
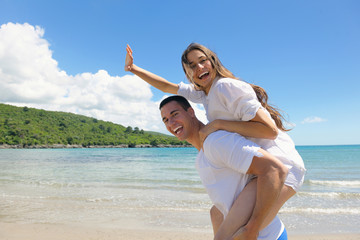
[181,43,290,131]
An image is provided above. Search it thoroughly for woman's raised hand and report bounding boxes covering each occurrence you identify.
[125,44,134,71]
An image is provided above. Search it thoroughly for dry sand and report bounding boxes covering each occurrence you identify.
[1,222,359,240]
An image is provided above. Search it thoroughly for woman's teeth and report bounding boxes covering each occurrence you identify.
[199,72,209,79]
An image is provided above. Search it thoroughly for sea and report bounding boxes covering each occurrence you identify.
[0,145,359,235]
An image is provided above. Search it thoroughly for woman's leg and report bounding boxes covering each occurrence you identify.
[210,205,224,235]
[231,185,295,240]
[212,172,298,240]
[231,165,303,238]
[258,185,295,230]
[214,183,296,240]
[213,179,257,240]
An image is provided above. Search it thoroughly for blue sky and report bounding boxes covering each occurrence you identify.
[0,0,359,145]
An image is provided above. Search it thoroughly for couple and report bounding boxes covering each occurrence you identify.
[125,43,306,239]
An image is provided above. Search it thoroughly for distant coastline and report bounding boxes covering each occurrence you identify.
[296,144,360,147]
[0,144,193,149]
[0,103,188,148]
[1,143,359,150]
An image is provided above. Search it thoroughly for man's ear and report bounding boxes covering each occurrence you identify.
[187,107,196,118]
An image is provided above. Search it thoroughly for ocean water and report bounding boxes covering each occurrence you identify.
[0,145,359,234]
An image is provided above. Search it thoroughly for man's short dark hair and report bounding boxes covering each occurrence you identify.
[159,95,191,111]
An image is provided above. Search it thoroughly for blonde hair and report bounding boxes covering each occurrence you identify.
[181,43,290,131]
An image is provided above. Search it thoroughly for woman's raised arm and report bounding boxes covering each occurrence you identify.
[125,44,179,94]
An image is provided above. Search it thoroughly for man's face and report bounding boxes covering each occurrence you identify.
[160,101,194,141]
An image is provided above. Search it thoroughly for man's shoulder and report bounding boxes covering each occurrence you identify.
[204,130,255,155]
[203,130,235,152]
[204,130,228,143]
[207,130,237,139]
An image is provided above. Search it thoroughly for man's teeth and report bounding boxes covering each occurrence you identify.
[174,126,182,134]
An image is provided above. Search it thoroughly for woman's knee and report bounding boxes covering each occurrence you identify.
[210,205,223,222]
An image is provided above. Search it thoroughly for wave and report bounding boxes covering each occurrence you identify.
[90,184,206,194]
[0,178,82,188]
[0,178,206,194]
[280,207,360,215]
[113,177,201,186]
[308,180,360,187]
[298,191,360,199]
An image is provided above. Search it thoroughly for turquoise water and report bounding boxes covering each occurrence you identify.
[0,145,359,234]
[282,145,360,233]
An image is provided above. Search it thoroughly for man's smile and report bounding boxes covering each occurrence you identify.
[173,126,183,136]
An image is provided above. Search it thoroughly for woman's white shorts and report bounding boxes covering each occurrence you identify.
[284,164,306,192]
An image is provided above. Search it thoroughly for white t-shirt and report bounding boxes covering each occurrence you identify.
[178,78,306,184]
[197,130,284,240]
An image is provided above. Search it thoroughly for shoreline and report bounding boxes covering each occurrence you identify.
[1,146,359,239]
[0,143,194,149]
[1,222,359,240]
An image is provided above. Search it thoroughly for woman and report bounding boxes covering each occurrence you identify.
[125,44,305,239]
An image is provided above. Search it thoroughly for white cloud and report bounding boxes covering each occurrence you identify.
[301,116,327,124]
[284,121,296,129]
[0,22,182,134]
[0,22,68,103]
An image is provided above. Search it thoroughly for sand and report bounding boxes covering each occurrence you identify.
[1,222,359,240]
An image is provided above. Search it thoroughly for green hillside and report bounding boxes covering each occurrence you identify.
[0,103,188,148]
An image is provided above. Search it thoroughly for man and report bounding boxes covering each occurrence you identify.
[159,95,288,240]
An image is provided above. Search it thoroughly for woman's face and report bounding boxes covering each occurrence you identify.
[186,50,216,94]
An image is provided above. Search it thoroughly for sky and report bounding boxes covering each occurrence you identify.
[0,0,359,146]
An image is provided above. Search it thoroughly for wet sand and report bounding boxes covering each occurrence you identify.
[1,222,359,240]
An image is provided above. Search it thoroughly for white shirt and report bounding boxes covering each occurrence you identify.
[196,130,284,240]
[178,78,306,173]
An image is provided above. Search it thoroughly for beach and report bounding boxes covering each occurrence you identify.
[1,146,359,239]
[1,222,360,240]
